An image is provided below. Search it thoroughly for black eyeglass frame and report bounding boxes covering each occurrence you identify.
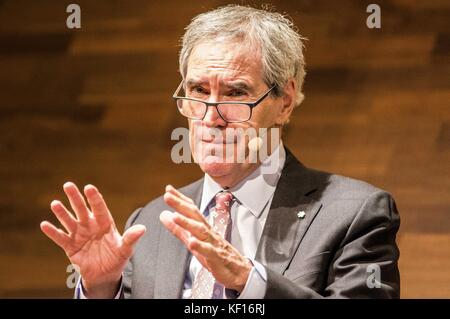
[172,81,277,123]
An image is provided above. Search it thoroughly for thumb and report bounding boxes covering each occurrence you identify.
[122,224,146,248]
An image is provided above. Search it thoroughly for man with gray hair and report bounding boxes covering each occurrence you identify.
[41,5,400,299]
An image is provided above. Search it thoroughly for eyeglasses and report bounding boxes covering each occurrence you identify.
[172,81,276,123]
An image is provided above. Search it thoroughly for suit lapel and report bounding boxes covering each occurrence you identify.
[153,179,204,298]
[255,148,324,274]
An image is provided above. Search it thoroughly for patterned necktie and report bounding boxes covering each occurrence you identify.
[191,191,233,299]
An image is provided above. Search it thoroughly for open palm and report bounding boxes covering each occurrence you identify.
[40,182,146,293]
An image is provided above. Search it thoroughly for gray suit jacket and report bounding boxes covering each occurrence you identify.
[122,147,400,298]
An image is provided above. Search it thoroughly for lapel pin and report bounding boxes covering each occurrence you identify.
[297,211,306,219]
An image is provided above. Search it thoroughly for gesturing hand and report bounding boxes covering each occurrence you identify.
[160,185,252,293]
[40,182,146,298]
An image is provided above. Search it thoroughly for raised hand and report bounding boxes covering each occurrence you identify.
[160,185,252,293]
[40,182,146,298]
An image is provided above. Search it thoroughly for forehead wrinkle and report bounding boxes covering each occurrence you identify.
[189,58,252,79]
[186,42,262,86]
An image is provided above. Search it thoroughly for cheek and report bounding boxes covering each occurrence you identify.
[188,120,199,155]
[249,105,278,129]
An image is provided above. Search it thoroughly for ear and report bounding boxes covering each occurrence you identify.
[274,78,296,125]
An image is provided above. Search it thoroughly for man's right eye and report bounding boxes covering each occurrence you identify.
[191,86,209,95]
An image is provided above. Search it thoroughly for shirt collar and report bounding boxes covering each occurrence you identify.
[200,142,286,218]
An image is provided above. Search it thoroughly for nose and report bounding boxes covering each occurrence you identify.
[202,105,227,127]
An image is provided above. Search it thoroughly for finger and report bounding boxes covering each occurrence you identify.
[159,210,191,244]
[185,237,218,271]
[190,249,209,271]
[122,224,146,248]
[163,192,206,224]
[120,224,146,261]
[83,184,114,228]
[188,236,245,272]
[40,221,71,251]
[171,212,211,242]
[63,182,91,223]
[187,236,216,257]
[165,185,194,204]
[50,200,77,234]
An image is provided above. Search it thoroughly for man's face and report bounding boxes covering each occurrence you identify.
[185,41,283,182]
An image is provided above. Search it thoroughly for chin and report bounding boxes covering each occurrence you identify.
[198,158,236,178]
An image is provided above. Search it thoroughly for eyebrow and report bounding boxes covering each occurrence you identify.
[225,81,253,92]
[185,79,254,93]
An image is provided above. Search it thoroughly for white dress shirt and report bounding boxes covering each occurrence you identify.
[77,142,286,299]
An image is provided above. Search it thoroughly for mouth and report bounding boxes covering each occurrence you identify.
[199,131,239,144]
[194,125,245,145]
[200,138,236,144]
[200,134,240,144]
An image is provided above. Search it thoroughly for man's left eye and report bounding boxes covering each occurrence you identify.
[228,90,246,97]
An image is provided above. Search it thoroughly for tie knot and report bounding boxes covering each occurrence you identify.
[214,191,233,216]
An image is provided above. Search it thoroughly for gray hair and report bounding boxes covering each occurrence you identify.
[179,4,307,107]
